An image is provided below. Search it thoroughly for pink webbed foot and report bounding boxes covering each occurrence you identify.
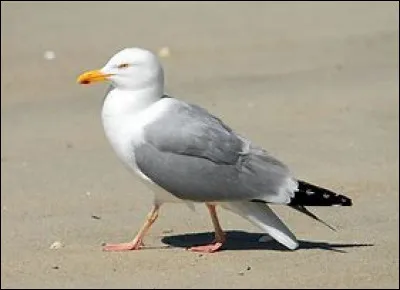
[188,241,224,253]
[103,240,144,252]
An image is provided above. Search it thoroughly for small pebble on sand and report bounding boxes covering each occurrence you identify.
[49,241,63,250]
[158,47,171,58]
[44,50,56,60]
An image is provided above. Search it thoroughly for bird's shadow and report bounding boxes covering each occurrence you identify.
[161,230,373,253]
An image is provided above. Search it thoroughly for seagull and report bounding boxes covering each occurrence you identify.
[77,48,352,253]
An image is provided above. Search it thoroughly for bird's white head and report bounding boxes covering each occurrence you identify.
[77,48,164,91]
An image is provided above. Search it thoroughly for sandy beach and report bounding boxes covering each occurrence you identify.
[1,1,399,288]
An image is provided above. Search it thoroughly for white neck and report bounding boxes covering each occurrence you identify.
[102,85,163,118]
[100,84,164,172]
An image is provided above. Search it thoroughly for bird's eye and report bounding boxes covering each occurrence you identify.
[117,63,130,69]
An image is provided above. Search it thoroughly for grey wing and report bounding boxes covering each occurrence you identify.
[135,99,297,203]
[144,99,241,165]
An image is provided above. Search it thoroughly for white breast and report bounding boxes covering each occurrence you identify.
[101,90,167,169]
[100,88,185,204]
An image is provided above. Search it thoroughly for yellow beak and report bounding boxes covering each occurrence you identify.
[77,70,112,85]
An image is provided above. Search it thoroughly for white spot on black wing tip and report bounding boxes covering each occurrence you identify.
[306,189,314,195]
[323,193,330,199]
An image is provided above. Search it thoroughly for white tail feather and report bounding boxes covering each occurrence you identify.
[221,201,299,250]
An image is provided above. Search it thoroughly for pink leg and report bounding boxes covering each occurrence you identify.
[103,205,160,252]
[189,204,226,253]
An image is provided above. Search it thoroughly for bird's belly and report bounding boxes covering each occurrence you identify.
[132,164,189,205]
[102,121,185,205]
[137,171,185,204]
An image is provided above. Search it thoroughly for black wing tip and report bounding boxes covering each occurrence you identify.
[290,205,338,231]
[339,195,353,206]
[293,180,353,207]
